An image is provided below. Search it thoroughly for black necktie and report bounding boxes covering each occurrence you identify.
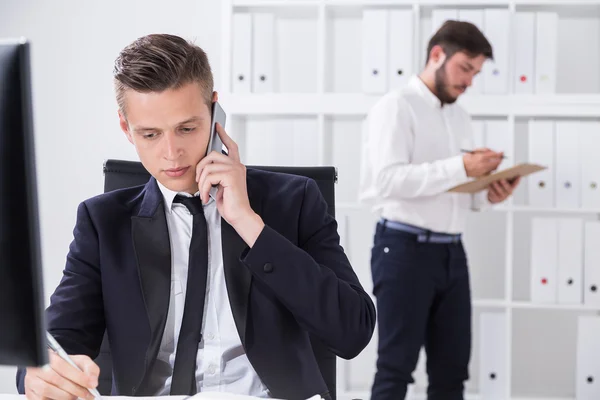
[170,195,209,395]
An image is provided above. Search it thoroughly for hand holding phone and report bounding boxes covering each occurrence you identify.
[195,107,264,246]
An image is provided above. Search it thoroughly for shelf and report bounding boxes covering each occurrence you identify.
[221,93,600,117]
[339,391,575,400]
[233,0,600,6]
[336,202,600,214]
[493,206,600,214]
[233,0,321,7]
[511,301,600,311]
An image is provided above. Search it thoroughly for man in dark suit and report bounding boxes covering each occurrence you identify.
[17,34,375,400]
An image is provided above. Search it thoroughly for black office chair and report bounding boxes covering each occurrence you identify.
[97,159,338,399]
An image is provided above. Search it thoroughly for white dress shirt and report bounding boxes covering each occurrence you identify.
[148,181,270,397]
[359,75,488,234]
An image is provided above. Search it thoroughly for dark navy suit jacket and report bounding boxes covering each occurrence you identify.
[17,169,375,400]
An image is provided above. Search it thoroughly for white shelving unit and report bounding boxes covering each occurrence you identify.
[219,1,600,399]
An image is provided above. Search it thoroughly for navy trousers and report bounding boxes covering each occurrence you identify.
[370,222,472,400]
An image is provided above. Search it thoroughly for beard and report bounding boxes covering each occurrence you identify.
[434,62,465,105]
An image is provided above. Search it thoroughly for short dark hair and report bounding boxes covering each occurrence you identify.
[426,20,493,63]
[113,34,214,115]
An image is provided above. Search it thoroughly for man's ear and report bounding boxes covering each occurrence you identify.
[429,45,447,69]
[118,110,134,145]
[212,91,218,103]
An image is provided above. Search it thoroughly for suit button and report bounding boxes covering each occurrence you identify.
[263,263,273,273]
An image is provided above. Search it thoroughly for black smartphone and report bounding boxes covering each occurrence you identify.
[207,101,226,157]
[207,101,227,197]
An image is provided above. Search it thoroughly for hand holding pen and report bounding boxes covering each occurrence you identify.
[23,332,102,400]
[461,148,504,178]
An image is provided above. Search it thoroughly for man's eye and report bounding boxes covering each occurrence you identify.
[180,127,195,133]
[143,133,157,139]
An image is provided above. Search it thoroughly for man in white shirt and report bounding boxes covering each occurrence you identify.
[18,34,375,400]
[359,21,520,400]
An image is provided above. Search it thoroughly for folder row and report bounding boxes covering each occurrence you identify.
[232,13,275,93]
[528,120,600,209]
[479,314,600,399]
[530,218,600,306]
[432,9,558,95]
[362,9,414,93]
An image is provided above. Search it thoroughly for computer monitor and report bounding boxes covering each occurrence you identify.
[0,38,47,367]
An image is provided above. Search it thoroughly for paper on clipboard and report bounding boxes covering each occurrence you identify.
[447,163,547,193]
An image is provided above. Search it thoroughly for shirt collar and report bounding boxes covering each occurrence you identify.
[409,74,443,109]
[156,180,214,213]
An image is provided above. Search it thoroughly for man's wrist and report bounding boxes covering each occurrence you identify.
[232,210,265,248]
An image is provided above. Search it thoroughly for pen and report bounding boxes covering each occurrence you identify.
[460,149,507,159]
[46,332,103,400]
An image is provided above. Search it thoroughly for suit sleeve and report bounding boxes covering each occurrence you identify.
[17,202,105,393]
[240,179,376,360]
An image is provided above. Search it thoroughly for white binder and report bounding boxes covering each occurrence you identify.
[579,122,600,209]
[458,9,484,94]
[555,121,581,209]
[362,9,389,94]
[584,222,600,308]
[484,120,512,170]
[471,120,485,149]
[576,316,600,399]
[232,13,252,93]
[431,9,458,35]
[514,12,535,94]
[535,12,558,94]
[557,218,583,304]
[252,13,275,93]
[528,120,555,208]
[531,217,558,303]
[482,9,509,94]
[388,9,413,91]
[479,313,508,400]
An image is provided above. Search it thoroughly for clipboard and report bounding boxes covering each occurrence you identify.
[447,163,547,193]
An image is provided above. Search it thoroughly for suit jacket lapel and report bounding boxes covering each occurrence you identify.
[222,176,261,348]
[131,177,172,383]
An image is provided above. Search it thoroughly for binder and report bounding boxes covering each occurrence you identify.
[579,122,600,209]
[232,13,252,93]
[471,120,485,149]
[576,316,600,399]
[535,12,558,94]
[557,218,583,304]
[479,313,508,400]
[252,13,275,93]
[555,121,581,209]
[362,9,389,93]
[584,222,600,308]
[482,9,509,94]
[388,9,413,90]
[528,120,555,207]
[531,217,558,303]
[485,120,512,170]
[514,12,535,94]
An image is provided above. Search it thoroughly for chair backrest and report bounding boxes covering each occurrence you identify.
[98,159,338,398]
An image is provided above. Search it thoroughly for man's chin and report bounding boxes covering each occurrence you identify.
[157,175,197,194]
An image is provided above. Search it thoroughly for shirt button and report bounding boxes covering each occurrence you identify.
[205,332,215,341]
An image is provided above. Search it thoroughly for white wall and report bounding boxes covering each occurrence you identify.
[0,0,221,393]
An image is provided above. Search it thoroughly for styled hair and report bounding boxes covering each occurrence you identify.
[113,34,213,114]
[426,20,493,63]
